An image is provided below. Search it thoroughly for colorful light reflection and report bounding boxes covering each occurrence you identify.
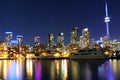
[61,60,68,80]
[26,60,33,80]
[98,60,115,80]
[0,60,24,80]
[35,61,42,80]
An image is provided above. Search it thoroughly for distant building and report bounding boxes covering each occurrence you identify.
[57,33,64,47]
[101,36,111,47]
[0,41,7,52]
[111,40,120,51]
[34,36,40,46]
[70,27,78,44]
[11,40,18,45]
[17,35,23,44]
[48,34,54,50]
[80,28,90,48]
[79,36,84,48]
[5,32,12,46]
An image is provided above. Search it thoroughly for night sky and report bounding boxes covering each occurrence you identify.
[0,0,120,45]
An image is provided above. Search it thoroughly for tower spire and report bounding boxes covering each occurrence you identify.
[104,0,110,36]
[105,0,108,17]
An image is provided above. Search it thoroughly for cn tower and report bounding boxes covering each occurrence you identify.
[104,0,110,36]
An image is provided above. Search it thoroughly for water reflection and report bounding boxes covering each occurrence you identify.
[84,63,92,80]
[98,60,114,80]
[0,60,25,80]
[35,61,42,80]
[0,59,120,80]
[70,60,80,80]
[61,60,68,80]
[113,59,117,73]
[98,59,120,80]
[50,60,68,80]
[26,60,33,80]
[3,60,8,79]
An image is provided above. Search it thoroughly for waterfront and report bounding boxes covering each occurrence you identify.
[0,59,120,80]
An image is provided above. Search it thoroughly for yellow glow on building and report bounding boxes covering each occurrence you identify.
[62,51,70,57]
[54,53,60,57]
[104,51,109,55]
[16,54,24,58]
[26,53,34,58]
[3,54,8,58]
[41,52,47,56]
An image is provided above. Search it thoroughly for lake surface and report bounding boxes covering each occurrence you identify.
[0,59,120,80]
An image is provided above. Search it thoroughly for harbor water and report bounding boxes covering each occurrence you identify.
[0,59,120,80]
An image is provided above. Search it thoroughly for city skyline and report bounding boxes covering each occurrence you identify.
[0,0,120,44]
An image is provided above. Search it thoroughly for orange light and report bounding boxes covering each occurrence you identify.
[104,51,110,55]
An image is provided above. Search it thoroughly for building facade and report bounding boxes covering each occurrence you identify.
[5,32,13,46]
[70,27,78,44]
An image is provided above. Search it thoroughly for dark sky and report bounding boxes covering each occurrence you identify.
[0,0,120,45]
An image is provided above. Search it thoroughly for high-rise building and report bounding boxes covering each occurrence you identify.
[48,34,54,50]
[79,36,84,48]
[70,27,78,44]
[34,36,40,46]
[5,32,12,46]
[17,35,23,44]
[81,28,90,48]
[57,33,64,47]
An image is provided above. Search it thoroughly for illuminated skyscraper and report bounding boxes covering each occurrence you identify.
[48,34,54,49]
[17,35,23,44]
[34,36,40,46]
[104,0,110,36]
[81,28,90,48]
[70,27,78,44]
[79,36,84,48]
[5,32,12,46]
[57,33,64,47]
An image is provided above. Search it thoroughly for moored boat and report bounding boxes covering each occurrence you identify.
[70,48,111,60]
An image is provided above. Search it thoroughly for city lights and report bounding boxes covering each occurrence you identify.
[0,26,119,60]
